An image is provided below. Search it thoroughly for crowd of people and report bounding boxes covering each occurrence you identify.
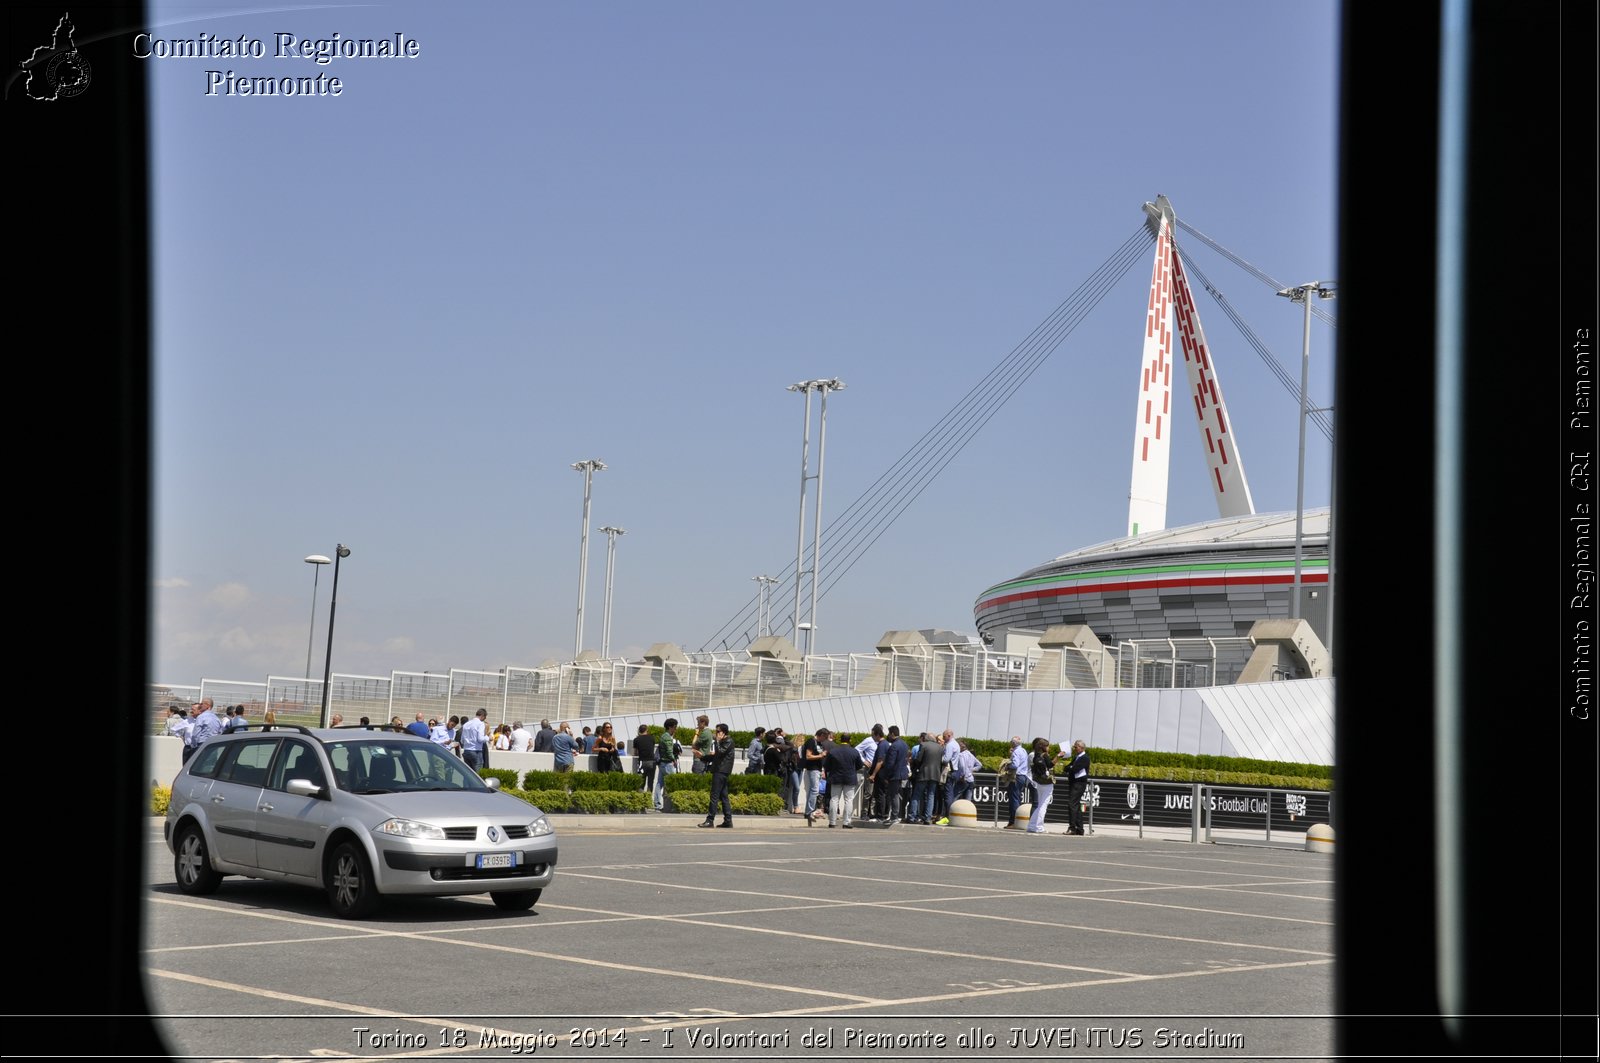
[162,701,1091,832]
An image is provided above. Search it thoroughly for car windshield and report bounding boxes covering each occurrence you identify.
[326,740,490,795]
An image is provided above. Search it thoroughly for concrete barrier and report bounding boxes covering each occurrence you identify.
[948,798,978,827]
[1306,822,1334,853]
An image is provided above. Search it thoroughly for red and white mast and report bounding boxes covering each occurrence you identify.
[1127,195,1254,537]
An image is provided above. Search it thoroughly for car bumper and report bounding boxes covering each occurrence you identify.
[372,838,558,895]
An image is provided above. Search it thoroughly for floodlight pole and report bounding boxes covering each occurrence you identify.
[808,379,843,655]
[788,382,815,643]
[752,574,778,637]
[1277,282,1335,621]
[571,459,606,658]
[598,525,625,657]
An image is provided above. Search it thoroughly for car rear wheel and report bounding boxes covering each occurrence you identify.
[327,841,380,918]
[174,823,223,895]
[490,888,541,911]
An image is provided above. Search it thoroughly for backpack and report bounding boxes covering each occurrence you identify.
[1029,753,1054,785]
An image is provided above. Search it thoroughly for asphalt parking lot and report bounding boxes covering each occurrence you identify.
[144,814,1334,1060]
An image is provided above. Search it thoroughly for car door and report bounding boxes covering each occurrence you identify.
[207,737,281,870]
[255,739,332,880]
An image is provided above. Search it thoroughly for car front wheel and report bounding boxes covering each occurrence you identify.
[326,841,380,918]
[490,889,541,911]
[174,823,223,895]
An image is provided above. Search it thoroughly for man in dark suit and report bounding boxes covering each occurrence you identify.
[867,725,910,823]
[1063,739,1091,836]
[698,723,736,828]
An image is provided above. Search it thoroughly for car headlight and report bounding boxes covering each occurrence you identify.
[528,815,554,837]
[377,818,447,840]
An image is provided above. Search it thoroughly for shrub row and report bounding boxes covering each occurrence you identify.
[1087,764,1330,791]
[516,769,648,792]
[520,726,1332,780]
[505,788,653,814]
[664,791,784,817]
[662,772,780,794]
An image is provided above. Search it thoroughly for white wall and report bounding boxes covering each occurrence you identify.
[147,679,1333,783]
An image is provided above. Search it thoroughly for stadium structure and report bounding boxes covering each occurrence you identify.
[153,197,1336,766]
[974,508,1329,649]
[973,196,1332,673]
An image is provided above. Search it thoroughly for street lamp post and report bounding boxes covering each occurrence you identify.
[318,544,351,727]
[598,525,626,657]
[1276,281,1335,621]
[570,459,606,658]
[303,554,331,679]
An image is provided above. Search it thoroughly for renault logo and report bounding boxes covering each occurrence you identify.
[486,826,501,844]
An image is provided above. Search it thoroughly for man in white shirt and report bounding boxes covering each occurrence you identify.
[461,708,489,770]
[957,741,981,802]
[1004,736,1030,829]
[509,721,533,752]
[855,724,883,816]
[940,729,962,819]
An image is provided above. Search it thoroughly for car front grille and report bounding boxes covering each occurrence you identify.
[430,863,548,881]
[501,824,531,839]
[443,827,477,841]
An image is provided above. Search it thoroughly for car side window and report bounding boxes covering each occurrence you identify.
[268,741,328,792]
[328,744,355,791]
[216,738,279,788]
[188,742,226,778]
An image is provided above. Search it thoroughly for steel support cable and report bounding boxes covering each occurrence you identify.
[733,231,1154,648]
[711,228,1153,649]
[696,226,1154,652]
[1176,246,1334,440]
[1175,218,1337,329]
[795,231,1154,602]
[811,233,1152,591]
[816,232,1153,602]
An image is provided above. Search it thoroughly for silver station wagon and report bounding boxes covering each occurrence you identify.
[164,725,557,918]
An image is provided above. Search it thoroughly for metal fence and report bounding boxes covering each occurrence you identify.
[151,637,1265,735]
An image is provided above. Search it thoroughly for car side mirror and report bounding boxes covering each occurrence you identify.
[286,778,326,799]
[483,777,502,791]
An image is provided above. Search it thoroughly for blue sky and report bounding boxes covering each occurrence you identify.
[150,0,1340,685]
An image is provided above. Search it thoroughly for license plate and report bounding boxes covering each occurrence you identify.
[475,852,514,869]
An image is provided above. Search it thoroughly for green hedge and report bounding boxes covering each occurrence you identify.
[521,768,647,791]
[570,790,652,814]
[522,769,566,791]
[569,771,650,792]
[667,791,783,816]
[481,768,520,790]
[920,739,1332,782]
[662,772,780,794]
[1088,764,1330,791]
[509,788,572,812]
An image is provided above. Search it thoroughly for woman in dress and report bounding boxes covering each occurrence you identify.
[592,722,621,771]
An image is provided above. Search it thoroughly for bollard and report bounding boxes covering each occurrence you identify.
[1305,823,1335,853]
[948,798,978,827]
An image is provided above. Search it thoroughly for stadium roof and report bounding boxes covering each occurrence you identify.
[1036,507,1331,570]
